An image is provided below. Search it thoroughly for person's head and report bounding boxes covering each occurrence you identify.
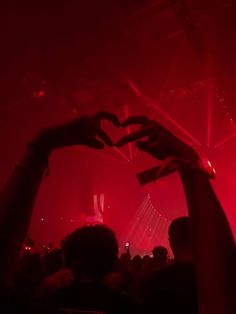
[142,255,151,266]
[62,224,118,279]
[168,217,192,262]
[131,255,142,269]
[152,246,168,263]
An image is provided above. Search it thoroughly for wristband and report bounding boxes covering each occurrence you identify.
[136,157,216,186]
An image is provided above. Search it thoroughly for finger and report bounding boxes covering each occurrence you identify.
[95,127,114,146]
[95,111,120,127]
[115,128,151,147]
[121,116,150,127]
[88,138,104,149]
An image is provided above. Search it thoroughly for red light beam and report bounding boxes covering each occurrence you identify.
[214,131,236,149]
[122,75,201,147]
[112,147,131,162]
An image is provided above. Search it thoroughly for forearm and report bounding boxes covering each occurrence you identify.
[179,168,236,314]
[0,136,51,287]
[0,112,117,289]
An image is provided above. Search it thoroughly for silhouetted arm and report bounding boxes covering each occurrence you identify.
[0,112,119,288]
[0,136,50,288]
[116,116,236,314]
[179,168,236,314]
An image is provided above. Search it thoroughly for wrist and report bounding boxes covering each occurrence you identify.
[18,146,49,178]
[179,158,216,179]
[31,128,56,156]
[17,129,56,177]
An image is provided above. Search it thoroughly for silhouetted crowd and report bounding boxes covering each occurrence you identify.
[7,219,196,313]
[0,113,235,313]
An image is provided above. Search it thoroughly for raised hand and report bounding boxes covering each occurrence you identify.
[116,116,198,162]
[36,111,120,151]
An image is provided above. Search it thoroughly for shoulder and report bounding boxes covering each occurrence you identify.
[47,282,138,314]
[141,263,195,295]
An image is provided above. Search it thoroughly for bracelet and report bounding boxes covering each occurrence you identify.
[168,157,216,179]
[194,158,216,179]
[136,156,216,186]
[156,156,216,180]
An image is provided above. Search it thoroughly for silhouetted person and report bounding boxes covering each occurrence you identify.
[131,255,142,273]
[1,112,235,314]
[151,246,168,271]
[120,253,131,266]
[169,217,192,263]
[117,115,236,313]
[140,217,197,314]
[38,225,138,313]
[141,255,152,276]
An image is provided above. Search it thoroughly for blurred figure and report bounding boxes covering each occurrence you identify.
[169,217,192,263]
[128,255,143,300]
[38,225,137,313]
[131,255,142,274]
[140,217,197,314]
[141,255,152,276]
[120,253,131,267]
[151,246,168,271]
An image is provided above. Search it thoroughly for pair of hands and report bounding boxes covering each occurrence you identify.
[36,111,198,163]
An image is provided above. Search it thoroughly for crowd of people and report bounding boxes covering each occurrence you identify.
[0,112,235,313]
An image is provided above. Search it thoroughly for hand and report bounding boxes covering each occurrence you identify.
[35,112,120,152]
[116,116,199,162]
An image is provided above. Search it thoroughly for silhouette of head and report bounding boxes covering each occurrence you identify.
[168,217,192,262]
[62,225,118,278]
[142,255,151,267]
[132,255,142,269]
[152,246,168,263]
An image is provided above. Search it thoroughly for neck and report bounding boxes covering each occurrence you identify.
[174,252,193,263]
